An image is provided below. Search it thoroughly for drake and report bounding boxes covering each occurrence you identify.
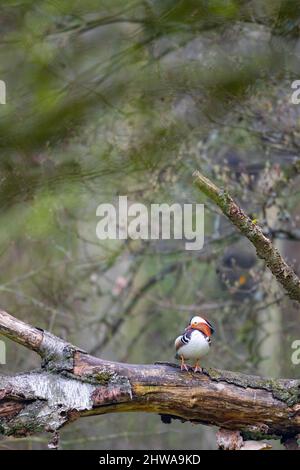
[174,315,214,372]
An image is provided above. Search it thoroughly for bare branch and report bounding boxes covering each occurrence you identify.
[0,309,81,369]
[0,309,42,353]
[193,170,300,303]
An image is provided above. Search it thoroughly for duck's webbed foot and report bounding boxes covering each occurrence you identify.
[193,361,202,373]
[180,356,189,372]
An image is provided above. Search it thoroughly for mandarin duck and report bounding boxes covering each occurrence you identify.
[175,315,214,373]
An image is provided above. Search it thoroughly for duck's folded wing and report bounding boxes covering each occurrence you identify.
[175,335,183,351]
[175,330,192,351]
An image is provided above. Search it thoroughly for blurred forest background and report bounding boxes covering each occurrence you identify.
[1,0,300,450]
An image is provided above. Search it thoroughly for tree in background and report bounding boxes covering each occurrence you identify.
[0,0,300,450]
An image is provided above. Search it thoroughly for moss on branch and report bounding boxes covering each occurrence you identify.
[193,170,300,303]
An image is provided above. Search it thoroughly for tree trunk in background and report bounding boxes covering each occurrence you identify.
[258,207,283,378]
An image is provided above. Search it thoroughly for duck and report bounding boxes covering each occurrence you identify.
[174,315,214,372]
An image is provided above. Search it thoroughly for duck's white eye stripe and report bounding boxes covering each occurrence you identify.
[190,315,203,324]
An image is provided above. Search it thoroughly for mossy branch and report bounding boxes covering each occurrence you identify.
[193,170,300,303]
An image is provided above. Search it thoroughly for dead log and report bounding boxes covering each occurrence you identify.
[0,309,299,442]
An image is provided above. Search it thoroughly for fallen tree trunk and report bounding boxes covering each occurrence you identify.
[0,309,299,442]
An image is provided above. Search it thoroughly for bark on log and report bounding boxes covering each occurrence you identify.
[0,309,300,442]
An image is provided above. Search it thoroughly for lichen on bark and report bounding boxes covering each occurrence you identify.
[205,368,300,406]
